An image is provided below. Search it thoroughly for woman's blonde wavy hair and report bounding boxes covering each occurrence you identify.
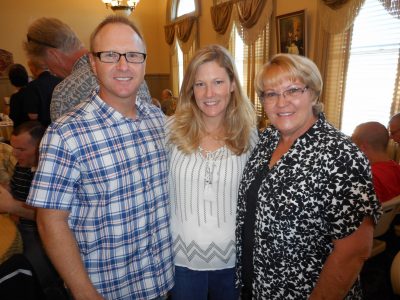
[169,44,256,155]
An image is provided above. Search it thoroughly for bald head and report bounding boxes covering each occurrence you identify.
[389,113,400,143]
[161,89,173,101]
[352,121,389,152]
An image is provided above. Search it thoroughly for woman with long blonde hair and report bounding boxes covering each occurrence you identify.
[167,44,257,300]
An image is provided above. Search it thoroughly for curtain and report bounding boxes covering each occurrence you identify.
[389,49,400,161]
[164,17,197,46]
[313,0,365,128]
[210,1,234,35]
[378,0,400,18]
[211,0,272,120]
[170,41,179,97]
[322,0,351,9]
[236,0,266,29]
[391,50,400,116]
[164,24,175,45]
[245,26,269,118]
[176,19,197,72]
[176,17,196,43]
[315,0,400,161]
[228,24,270,118]
[164,14,198,94]
[210,0,273,45]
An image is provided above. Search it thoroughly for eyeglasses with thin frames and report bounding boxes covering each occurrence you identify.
[260,86,309,103]
[27,35,57,48]
[93,51,146,64]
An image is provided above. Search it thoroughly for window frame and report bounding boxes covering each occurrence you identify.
[340,0,400,136]
[168,0,200,22]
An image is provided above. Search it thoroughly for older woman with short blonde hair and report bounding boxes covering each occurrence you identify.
[236,53,381,299]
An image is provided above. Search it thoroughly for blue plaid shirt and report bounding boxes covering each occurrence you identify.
[27,91,174,299]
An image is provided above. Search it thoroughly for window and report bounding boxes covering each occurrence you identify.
[177,42,184,91]
[340,0,400,135]
[170,0,198,95]
[232,25,245,88]
[177,0,195,17]
[230,24,269,118]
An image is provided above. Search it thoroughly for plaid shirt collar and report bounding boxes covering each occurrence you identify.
[89,88,151,127]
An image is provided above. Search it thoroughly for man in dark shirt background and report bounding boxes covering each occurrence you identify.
[26,60,62,127]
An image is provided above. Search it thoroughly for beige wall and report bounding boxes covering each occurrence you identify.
[196,0,317,58]
[170,0,317,98]
[0,0,169,75]
[276,0,317,59]
[0,0,317,95]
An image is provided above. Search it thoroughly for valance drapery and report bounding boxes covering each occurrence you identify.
[315,0,400,146]
[210,0,272,46]
[211,1,234,35]
[164,16,196,45]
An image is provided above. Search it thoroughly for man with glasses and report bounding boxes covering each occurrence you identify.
[26,16,174,300]
[24,17,151,122]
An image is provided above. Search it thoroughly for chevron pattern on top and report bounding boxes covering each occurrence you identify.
[174,236,235,264]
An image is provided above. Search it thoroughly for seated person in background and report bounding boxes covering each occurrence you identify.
[389,112,400,144]
[8,64,30,128]
[151,97,161,108]
[0,121,68,299]
[24,17,152,122]
[0,142,17,185]
[352,121,400,202]
[161,88,176,116]
[26,59,62,127]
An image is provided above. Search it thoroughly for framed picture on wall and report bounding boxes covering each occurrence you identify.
[276,10,306,56]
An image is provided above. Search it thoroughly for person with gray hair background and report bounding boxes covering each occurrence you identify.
[24,17,151,122]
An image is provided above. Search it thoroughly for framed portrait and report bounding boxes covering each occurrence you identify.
[276,10,306,56]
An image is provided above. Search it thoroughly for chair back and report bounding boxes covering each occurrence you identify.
[373,194,400,238]
[0,142,17,184]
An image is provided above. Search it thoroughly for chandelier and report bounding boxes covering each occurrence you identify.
[102,0,140,16]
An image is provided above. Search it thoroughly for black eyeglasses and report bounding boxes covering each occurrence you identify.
[93,51,147,64]
[27,35,57,48]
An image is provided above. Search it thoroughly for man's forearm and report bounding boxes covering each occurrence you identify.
[37,209,103,300]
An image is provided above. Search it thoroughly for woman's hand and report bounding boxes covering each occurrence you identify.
[0,184,14,213]
[0,185,36,220]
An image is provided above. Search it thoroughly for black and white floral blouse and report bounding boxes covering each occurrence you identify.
[235,113,381,299]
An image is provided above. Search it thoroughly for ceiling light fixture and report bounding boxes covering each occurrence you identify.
[102,0,140,16]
